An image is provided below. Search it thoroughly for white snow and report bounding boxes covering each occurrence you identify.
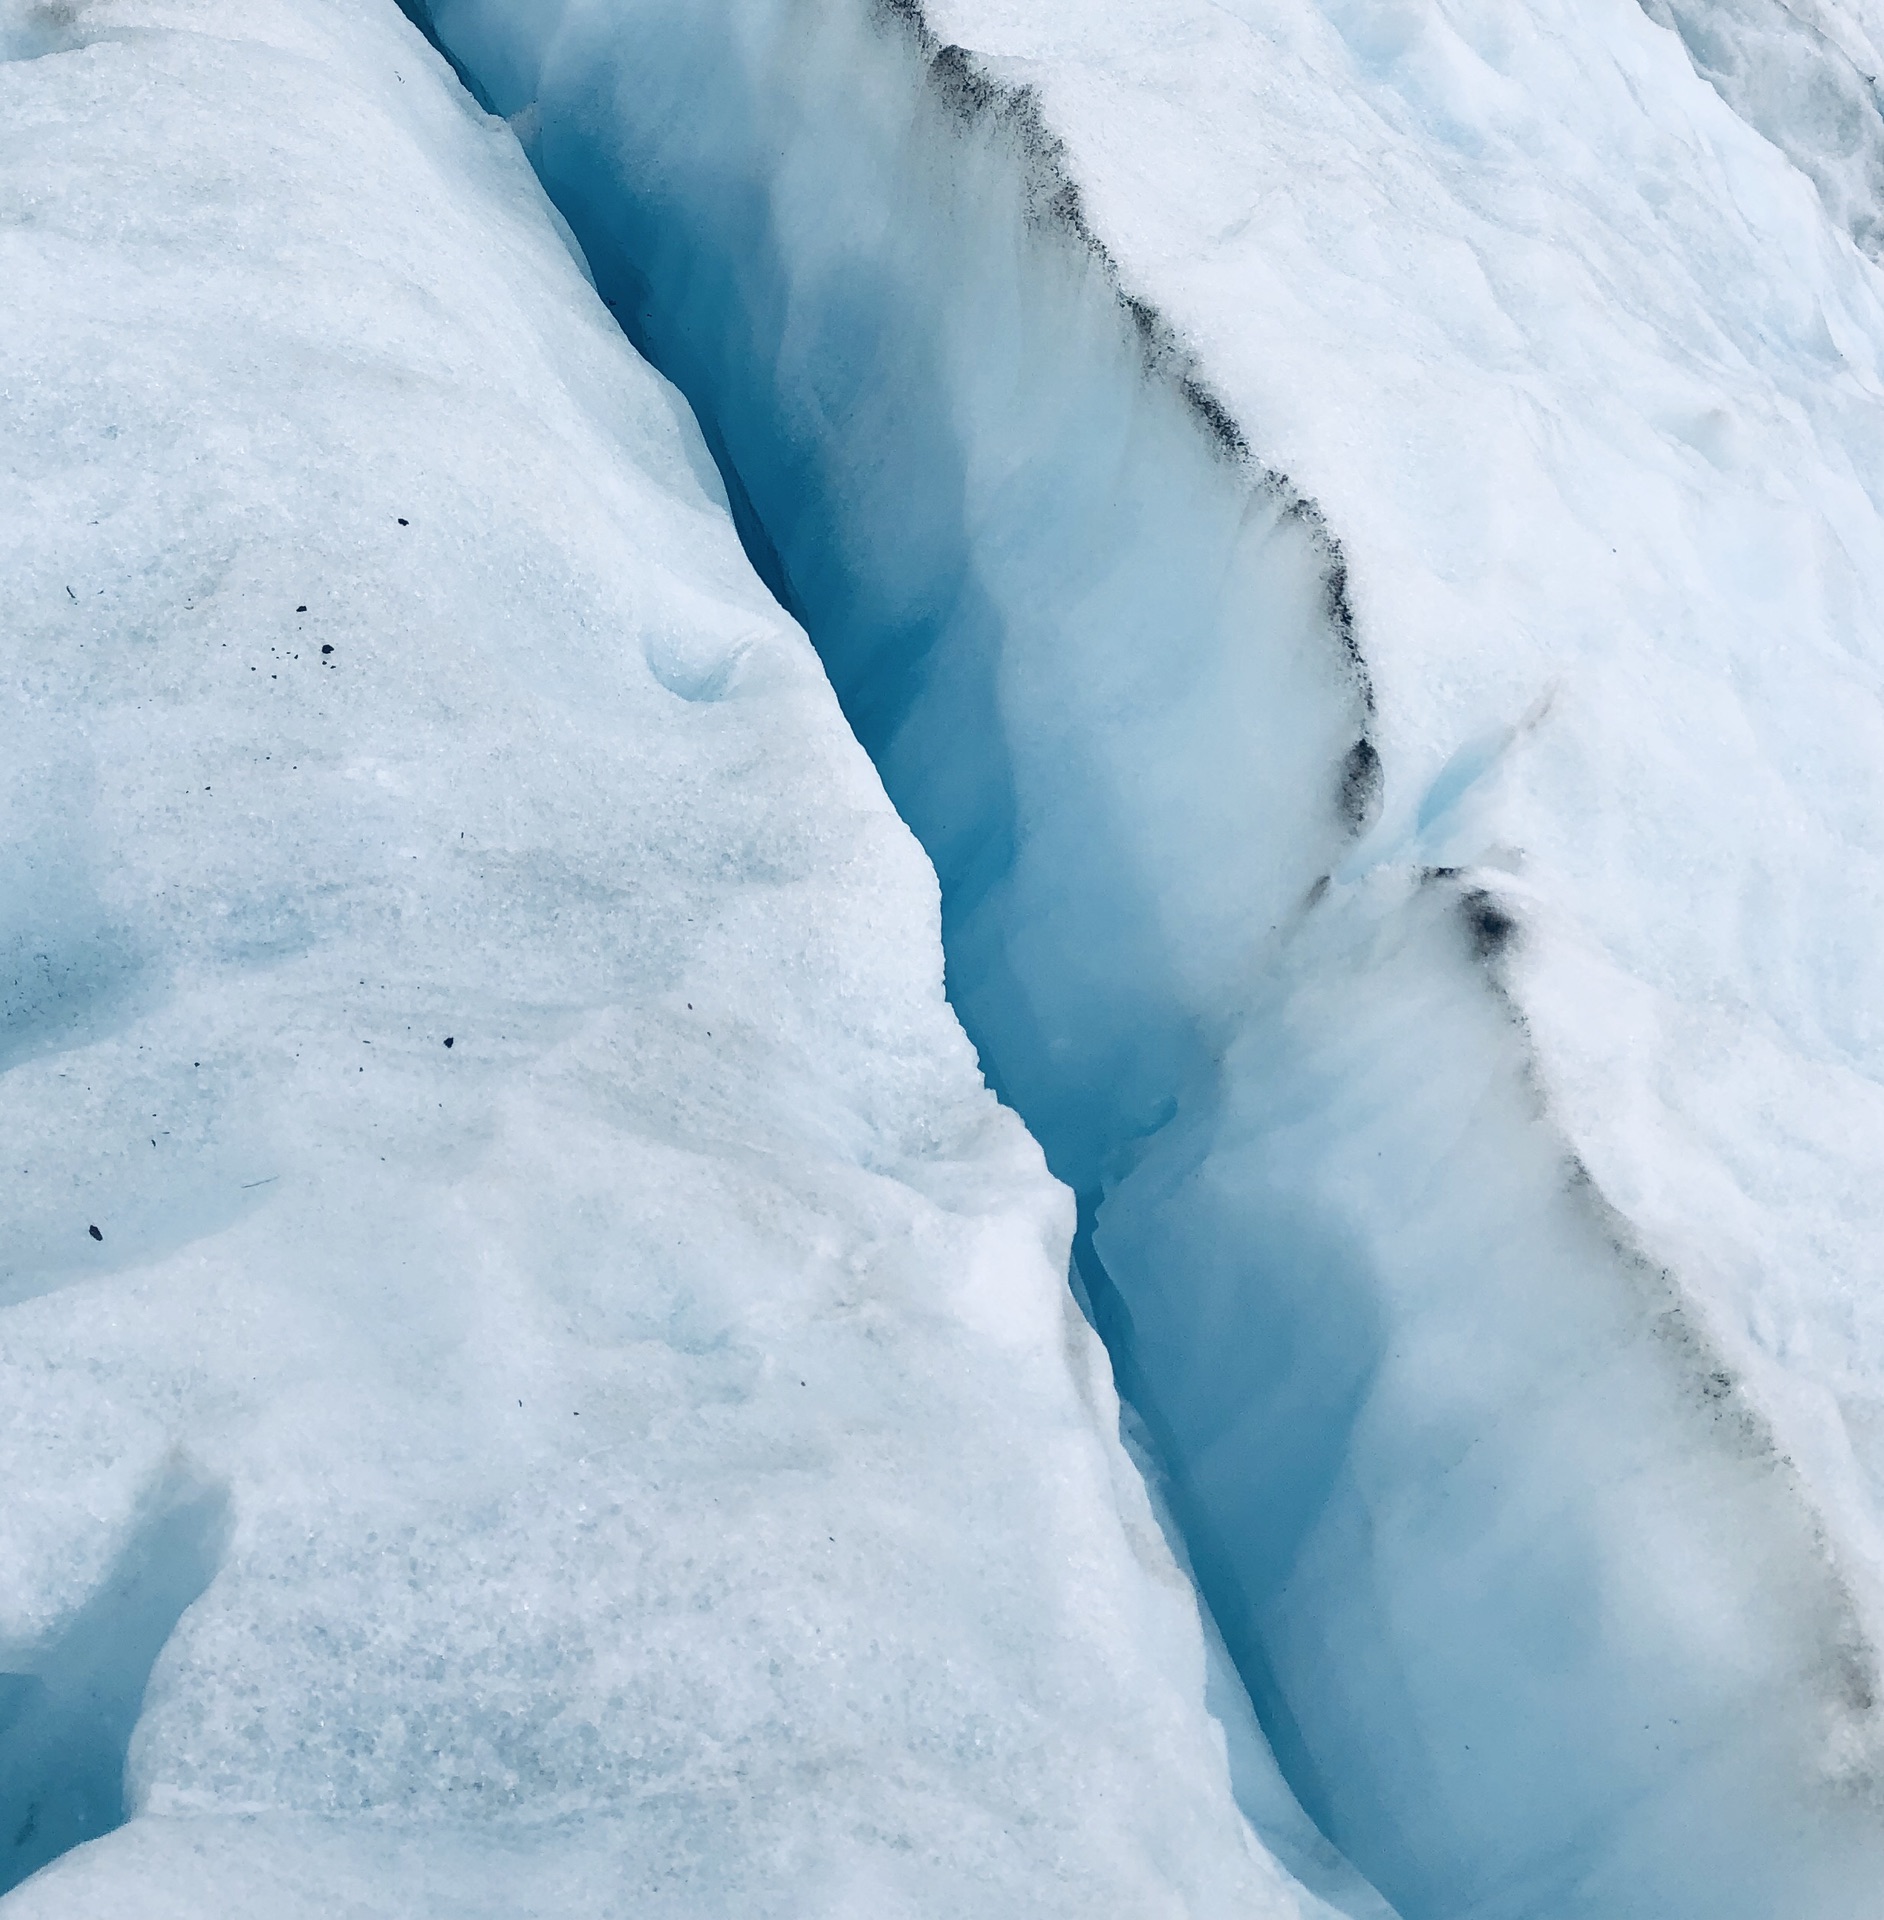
[0,1,1317,1913]
[409,0,1884,1913]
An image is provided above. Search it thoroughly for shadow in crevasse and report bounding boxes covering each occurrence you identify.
[0,1473,228,1897]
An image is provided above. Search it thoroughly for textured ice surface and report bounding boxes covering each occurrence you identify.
[415,0,1884,1913]
[1640,0,1884,254]
[0,1,1317,1912]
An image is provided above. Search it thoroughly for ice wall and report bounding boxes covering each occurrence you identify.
[0,1,1308,1912]
[415,0,1884,1914]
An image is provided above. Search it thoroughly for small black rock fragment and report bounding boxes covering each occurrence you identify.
[1463,888,1519,961]
[1339,736,1383,831]
[443,1036,454,1048]
[297,605,307,613]
[88,1224,102,1241]
[321,644,333,655]
[397,517,409,526]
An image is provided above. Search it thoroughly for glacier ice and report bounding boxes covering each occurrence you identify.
[412,0,1884,1913]
[11,0,1884,1913]
[0,0,1321,1913]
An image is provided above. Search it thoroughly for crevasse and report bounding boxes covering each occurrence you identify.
[408,3,1882,1915]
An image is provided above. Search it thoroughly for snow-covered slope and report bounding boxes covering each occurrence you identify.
[0,2,1314,1912]
[410,0,1884,1914]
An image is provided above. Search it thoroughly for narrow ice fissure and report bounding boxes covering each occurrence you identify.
[393,4,1413,1901]
[403,5,1880,1917]
[423,11,1395,1902]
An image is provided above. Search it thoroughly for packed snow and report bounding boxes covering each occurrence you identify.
[412,0,1884,1914]
[0,1,1327,1913]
